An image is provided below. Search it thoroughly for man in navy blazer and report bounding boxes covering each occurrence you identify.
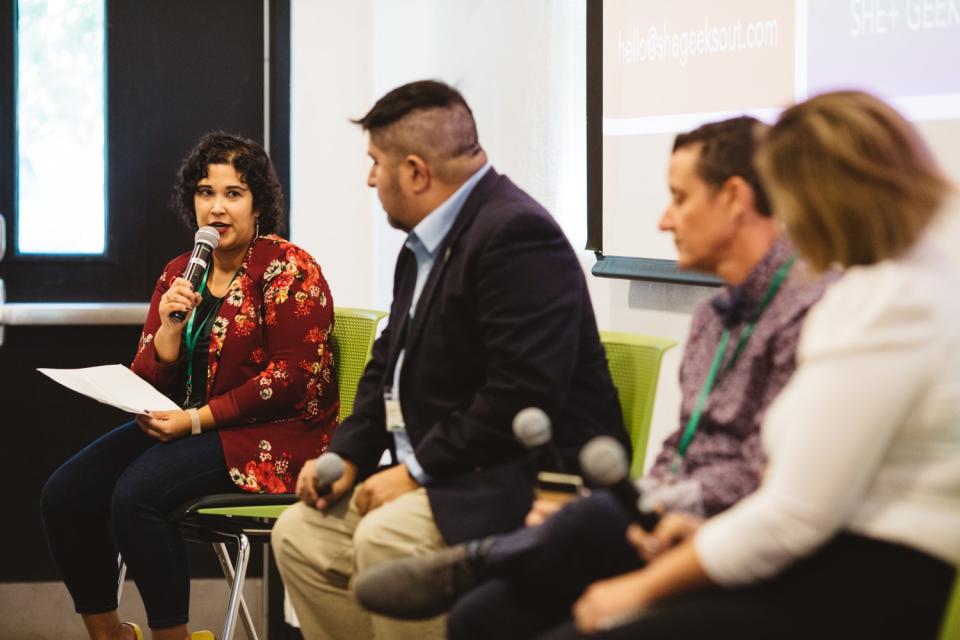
[272,80,626,640]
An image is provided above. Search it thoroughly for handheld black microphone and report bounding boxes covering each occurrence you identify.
[580,436,660,531]
[170,226,220,322]
[314,452,346,497]
[513,407,565,473]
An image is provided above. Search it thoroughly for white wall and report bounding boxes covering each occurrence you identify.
[289,0,707,468]
[289,0,374,310]
[365,0,593,310]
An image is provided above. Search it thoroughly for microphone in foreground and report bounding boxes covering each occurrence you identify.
[171,225,220,322]
[513,407,565,473]
[513,407,583,499]
[580,436,660,531]
[314,451,346,497]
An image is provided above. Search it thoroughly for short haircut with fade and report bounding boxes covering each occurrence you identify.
[756,91,951,272]
[353,80,482,180]
[673,116,773,217]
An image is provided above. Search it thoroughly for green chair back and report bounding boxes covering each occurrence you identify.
[600,331,677,478]
[330,307,388,421]
[600,330,960,640]
[940,570,960,640]
[166,308,388,639]
[197,306,386,520]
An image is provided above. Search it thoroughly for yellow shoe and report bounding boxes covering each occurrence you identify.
[190,632,216,640]
[122,622,143,640]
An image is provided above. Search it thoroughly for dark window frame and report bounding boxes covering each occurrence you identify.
[4,0,114,264]
[0,0,291,266]
[1,0,15,260]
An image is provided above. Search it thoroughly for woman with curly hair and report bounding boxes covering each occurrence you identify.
[41,132,339,640]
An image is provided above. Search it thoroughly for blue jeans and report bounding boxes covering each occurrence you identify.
[40,421,239,629]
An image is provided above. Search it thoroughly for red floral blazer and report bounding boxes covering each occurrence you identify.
[131,234,339,493]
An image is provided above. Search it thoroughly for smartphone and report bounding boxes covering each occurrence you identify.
[534,471,585,504]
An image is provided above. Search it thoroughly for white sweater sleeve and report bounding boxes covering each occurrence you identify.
[695,259,946,586]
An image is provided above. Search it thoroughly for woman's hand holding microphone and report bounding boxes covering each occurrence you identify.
[152,277,202,364]
[138,277,207,441]
[158,277,202,332]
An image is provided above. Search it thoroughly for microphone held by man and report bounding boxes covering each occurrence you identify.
[580,435,661,532]
[513,407,584,501]
[314,452,346,496]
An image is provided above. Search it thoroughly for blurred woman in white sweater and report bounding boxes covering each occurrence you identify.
[544,91,960,640]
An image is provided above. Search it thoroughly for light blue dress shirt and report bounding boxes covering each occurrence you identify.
[391,163,491,484]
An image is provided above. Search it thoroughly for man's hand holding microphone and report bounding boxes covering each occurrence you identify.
[296,451,355,510]
[295,451,421,514]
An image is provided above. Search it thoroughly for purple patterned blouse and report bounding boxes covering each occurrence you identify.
[646,238,834,516]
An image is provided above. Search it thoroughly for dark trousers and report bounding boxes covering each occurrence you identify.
[534,534,956,640]
[40,421,238,629]
[448,491,641,640]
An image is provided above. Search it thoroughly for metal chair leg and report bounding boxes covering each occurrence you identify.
[117,555,127,603]
[120,539,260,639]
[213,538,257,640]
[261,543,270,640]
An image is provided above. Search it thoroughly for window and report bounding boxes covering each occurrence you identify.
[16,0,105,255]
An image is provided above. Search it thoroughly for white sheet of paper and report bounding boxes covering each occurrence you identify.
[38,364,180,415]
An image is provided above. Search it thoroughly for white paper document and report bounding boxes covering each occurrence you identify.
[38,364,180,415]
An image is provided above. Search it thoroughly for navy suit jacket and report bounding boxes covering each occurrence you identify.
[329,168,628,543]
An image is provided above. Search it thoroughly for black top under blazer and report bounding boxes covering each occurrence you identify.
[329,168,628,544]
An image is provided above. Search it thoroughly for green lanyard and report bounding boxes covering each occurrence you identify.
[672,256,796,472]
[183,268,220,407]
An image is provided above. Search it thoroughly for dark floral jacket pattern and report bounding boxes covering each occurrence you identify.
[132,234,339,493]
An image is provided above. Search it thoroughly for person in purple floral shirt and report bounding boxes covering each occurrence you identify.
[350,116,835,640]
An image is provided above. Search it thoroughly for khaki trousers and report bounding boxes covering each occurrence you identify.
[271,486,447,640]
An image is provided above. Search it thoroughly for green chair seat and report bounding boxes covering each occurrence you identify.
[182,323,674,639]
[600,331,960,640]
[119,306,387,640]
[197,504,294,519]
[184,307,388,523]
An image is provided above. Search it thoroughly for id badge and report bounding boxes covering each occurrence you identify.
[384,388,405,432]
